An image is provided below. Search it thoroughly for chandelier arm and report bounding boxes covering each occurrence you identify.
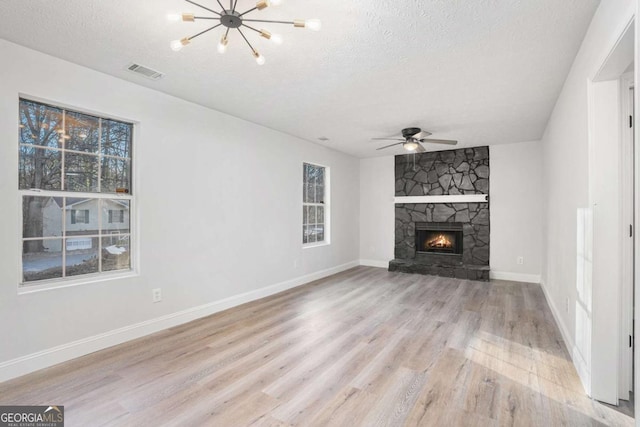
[237,28,257,55]
[242,24,261,33]
[184,0,222,16]
[239,7,258,17]
[242,18,295,24]
[232,0,239,13]
[188,23,224,41]
[213,0,227,13]
[193,16,220,20]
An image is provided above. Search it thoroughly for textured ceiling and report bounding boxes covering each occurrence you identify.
[0,0,600,158]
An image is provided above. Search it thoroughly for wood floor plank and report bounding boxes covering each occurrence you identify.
[0,266,633,426]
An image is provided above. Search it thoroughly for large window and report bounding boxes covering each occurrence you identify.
[19,98,133,286]
[303,162,329,245]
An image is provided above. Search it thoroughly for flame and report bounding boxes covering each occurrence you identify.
[426,234,453,249]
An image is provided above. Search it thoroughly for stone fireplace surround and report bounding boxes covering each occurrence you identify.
[389,147,490,281]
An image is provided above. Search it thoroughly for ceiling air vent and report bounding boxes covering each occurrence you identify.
[126,63,164,80]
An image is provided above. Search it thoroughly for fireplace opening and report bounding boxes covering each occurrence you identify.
[415,222,463,255]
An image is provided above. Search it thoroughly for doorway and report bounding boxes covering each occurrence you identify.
[589,17,635,409]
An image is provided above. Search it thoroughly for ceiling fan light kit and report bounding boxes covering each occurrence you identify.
[168,0,321,65]
[373,128,458,153]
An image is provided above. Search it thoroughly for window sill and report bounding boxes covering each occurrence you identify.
[303,241,331,249]
[17,270,138,295]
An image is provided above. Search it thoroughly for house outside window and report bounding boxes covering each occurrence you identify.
[303,162,329,245]
[19,98,134,286]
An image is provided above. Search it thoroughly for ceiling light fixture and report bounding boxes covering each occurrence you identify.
[403,140,419,151]
[168,0,321,65]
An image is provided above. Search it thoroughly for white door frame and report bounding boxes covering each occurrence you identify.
[620,72,634,400]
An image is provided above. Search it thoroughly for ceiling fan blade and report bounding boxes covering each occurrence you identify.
[371,138,405,141]
[415,142,426,153]
[420,138,458,145]
[376,142,404,150]
[412,131,432,139]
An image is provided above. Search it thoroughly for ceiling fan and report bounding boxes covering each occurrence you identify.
[373,127,458,152]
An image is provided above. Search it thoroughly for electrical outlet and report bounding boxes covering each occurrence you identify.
[152,288,162,303]
[517,256,524,265]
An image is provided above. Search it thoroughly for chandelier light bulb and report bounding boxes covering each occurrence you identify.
[166,13,181,22]
[271,33,283,44]
[170,40,184,51]
[270,0,283,5]
[254,52,266,65]
[218,36,229,54]
[170,38,190,51]
[305,19,322,31]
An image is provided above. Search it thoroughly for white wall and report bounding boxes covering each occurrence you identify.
[539,0,635,402]
[0,40,360,380]
[359,156,395,266]
[489,141,543,282]
[359,143,544,281]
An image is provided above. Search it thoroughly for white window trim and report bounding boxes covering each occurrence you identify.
[17,97,138,292]
[302,162,330,248]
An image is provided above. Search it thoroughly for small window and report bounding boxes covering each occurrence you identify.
[303,162,329,245]
[71,209,89,224]
[108,209,124,224]
[19,98,134,286]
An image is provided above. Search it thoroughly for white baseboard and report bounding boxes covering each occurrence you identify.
[539,280,591,396]
[489,271,541,284]
[0,260,360,383]
[359,259,389,268]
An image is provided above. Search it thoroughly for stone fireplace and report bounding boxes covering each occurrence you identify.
[389,147,490,281]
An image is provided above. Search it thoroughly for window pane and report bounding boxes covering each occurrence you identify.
[102,200,130,234]
[65,153,98,192]
[303,206,308,225]
[19,146,61,190]
[315,185,325,204]
[101,119,132,158]
[101,157,131,193]
[303,163,310,184]
[65,111,99,153]
[309,206,317,224]
[303,226,308,244]
[66,199,99,236]
[317,168,325,186]
[304,225,317,243]
[316,226,325,242]
[23,239,62,282]
[317,206,324,224]
[102,236,131,272]
[65,238,99,277]
[23,196,62,238]
[305,184,314,203]
[19,99,63,149]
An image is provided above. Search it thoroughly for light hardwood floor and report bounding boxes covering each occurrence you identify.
[0,267,634,426]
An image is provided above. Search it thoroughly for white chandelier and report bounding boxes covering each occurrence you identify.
[168,0,321,65]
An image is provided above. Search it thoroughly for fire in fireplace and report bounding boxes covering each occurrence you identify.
[425,234,454,249]
[415,222,463,255]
